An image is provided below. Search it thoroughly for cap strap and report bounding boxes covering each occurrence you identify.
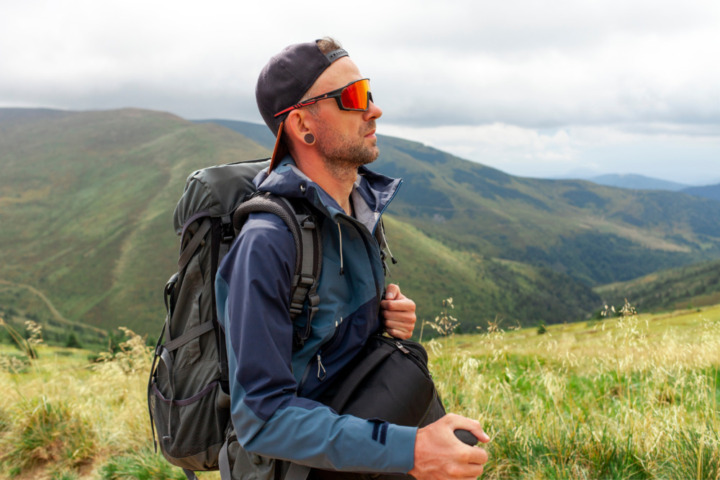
[325,48,348,63]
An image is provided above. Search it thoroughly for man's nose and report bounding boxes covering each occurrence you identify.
[365,100,382,120]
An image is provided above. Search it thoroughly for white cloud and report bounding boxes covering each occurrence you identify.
[381,121,720,183]
[382,123,580,176]
[1,0,719,181]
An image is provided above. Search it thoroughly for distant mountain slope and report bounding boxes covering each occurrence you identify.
[202,118,720,286]
[682,184,720,202]
[587,174,688,191]
[371,136,720,285]
[4,108,720,340]
[596,259,720,313]
[193,118,275,151]
[0,107,73,126]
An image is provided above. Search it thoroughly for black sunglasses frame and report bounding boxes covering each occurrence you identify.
[274,78,373,118]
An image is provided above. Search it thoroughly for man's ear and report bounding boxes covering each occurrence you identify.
[284,110,314,146]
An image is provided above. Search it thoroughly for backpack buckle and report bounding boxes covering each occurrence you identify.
[300,216,316,230]
[220,216,235,242]
[298,274,315,287]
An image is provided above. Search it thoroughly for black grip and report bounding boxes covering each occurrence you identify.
[454,429,479,446]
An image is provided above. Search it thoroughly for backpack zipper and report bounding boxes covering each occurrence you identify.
[377,336,432,378]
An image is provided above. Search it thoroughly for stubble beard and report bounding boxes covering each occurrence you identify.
[316,121,379,181]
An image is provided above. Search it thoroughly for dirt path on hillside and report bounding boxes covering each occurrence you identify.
[0,279,106,335]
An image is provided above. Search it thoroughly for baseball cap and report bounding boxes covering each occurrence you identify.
[256,39,349,171]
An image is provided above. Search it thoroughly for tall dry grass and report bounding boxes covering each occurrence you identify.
[0,322,193,479]
[2,300,720,479]
[428,300,720,479]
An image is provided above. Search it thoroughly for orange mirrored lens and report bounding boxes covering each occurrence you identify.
[340,79,370,110]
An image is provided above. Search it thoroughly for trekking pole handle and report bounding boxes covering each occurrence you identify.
[454,429,479,446]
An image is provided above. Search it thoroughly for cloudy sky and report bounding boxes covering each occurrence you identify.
[1,0,719,184]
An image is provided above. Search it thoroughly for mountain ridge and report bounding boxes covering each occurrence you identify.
[586,173,689,191]
[681,184,720,203]
[3,108,720,342]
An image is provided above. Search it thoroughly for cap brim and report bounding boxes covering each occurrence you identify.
[268,121,289,173]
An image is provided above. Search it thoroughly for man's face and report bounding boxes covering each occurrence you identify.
[304,58,383,171]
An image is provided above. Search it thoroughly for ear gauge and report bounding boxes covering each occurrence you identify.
[304,133,316,145]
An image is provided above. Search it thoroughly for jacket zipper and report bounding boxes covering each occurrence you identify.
[298,315,345,392]
[297,215,384,394]
[316,353,326,381]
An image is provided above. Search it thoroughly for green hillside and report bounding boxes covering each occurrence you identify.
[2,108,720,343]
[213,119,720,286]
[0,109,268,339]
[380,216,599,333]
[596,258,720,313]
[372,136,720,285]
[214,119,720,321]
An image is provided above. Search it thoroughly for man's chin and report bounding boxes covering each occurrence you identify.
[366,140,379,160]
[365,147,380,165]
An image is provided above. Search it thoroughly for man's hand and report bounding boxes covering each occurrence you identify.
[381,284,416,339]
[409,414,490,480]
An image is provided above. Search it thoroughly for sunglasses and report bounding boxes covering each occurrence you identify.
[274,78,373,118]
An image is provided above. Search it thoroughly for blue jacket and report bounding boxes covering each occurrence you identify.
[215,156,417,473]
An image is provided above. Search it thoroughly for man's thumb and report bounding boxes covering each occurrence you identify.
[384,284,399,300]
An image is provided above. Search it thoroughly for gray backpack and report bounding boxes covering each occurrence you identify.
[147,158,321,480]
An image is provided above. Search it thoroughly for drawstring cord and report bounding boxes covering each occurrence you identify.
[379,222,398,265]
[384,235,398,265]
[337,216,397,276]
[337,223,344,275]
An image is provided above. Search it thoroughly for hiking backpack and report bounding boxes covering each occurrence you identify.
[147,158,322,480]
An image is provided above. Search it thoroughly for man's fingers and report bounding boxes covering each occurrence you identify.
[381,285,417,339]
[383,315,416,339]
[443,415,490,445]
[465,444,489,466]
[445,462,486,479]
[453,456,487,477]
[475,428,491,444]
[409,415,490,480]
[384,318,413,339]
[381,297,413,312]
[384,283,401,300]
[386,327,412,340]
[383,314,415,327]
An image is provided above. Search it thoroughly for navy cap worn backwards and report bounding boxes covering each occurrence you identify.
[256,39,349,171]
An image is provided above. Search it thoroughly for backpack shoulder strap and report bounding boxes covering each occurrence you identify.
[233,193,322,349]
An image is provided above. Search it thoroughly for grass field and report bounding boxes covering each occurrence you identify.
[1,301,719,479]
[431,302,720,479]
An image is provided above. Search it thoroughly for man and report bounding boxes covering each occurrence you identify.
[215,38,489,479]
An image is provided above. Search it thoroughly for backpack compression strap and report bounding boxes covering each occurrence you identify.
[233,193,322,349]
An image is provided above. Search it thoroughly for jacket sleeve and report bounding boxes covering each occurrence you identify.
[215,212,417,473]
